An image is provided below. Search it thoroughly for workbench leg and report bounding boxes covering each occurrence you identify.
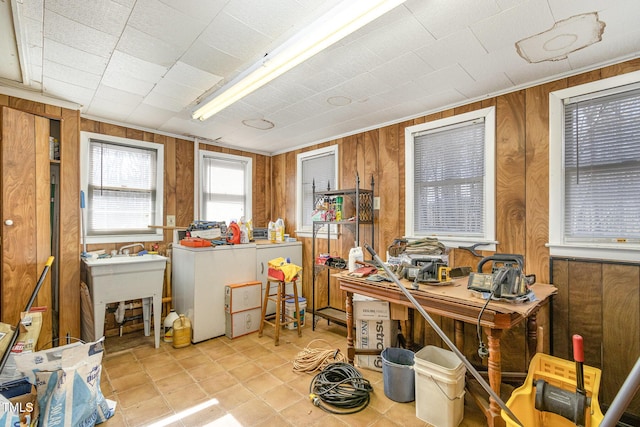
[487,328,505,427]
[527,311,539,358]
[346,291,354,364]
[454,320,464,351]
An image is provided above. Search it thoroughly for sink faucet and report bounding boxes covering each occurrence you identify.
[118,243,145,255]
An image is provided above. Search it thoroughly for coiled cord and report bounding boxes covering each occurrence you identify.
[309,362,373,414]
[293,339,347,373]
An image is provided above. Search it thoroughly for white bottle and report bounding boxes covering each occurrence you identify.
[348,246,364,272]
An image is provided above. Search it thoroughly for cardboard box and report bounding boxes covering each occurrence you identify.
[353,298,395,371]
[353,299,390,320]
[225,307,262,339]
[225,281,262,313]
[355,318,398,372]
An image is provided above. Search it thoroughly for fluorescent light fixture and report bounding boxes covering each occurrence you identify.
[192,0,406,121]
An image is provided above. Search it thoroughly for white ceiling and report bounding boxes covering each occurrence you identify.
[1,0,639,155]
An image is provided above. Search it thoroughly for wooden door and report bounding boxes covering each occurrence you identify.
[1,106,52,348]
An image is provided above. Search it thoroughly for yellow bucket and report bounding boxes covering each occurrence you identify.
[172,314,191,349]
[502,352,604,427]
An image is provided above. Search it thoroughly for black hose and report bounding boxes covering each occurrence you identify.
[309,362,373,414]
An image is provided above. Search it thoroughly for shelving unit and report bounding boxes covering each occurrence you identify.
[311,173,374,330]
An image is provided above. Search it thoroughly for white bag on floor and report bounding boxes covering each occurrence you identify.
[15,338,113,426]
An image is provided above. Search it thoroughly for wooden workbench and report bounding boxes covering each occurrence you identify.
[337,273,557,427]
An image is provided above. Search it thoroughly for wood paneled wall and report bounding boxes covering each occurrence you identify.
[0,96,80,343]
[271,58,640,415]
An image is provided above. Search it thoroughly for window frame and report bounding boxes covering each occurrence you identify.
[404,106,496,250]
[198,150,253,223]
[80,131,164,244]
[296,145,339,238]
[548,70,640,262]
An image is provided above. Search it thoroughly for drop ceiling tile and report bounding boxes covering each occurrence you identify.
[471,1,554,53]
[158,0,226,23]
[127,0,208,50]
[94,84,144,108]
[143,91,190,113]
[42,77,94,106]
[86,97,135,121]
[224,0,307,38]
[455,73,515,99]
[101,73,155,97]
[181,40,244,78]
[355,14,436,63]
[414,64,475,94]
[415,29,488,71]
[44,39,108,75]
[44,10,117,58]
[409,0,500,40]
[315,38,381,81]
[282,62,338,93]
[43,60,101,89]
[116,26,184,68]
[198,12,272,61]
[568,28,640,71]
[45,0,130,37]
[163,62,223,92]
[127,103,176,129]
[105,50,167,85]
[369,52,434,88]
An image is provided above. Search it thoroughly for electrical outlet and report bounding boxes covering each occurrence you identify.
[373,197,380,210]
[166,215,176,227]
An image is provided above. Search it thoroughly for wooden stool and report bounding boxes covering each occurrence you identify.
[259,275,301,345]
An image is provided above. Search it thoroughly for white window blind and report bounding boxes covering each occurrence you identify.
[88,140,158,235]
[200,154,250,223]
[413,119,485,236]
[299,148,336,230]
[563,87,640,242]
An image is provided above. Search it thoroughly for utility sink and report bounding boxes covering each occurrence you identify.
[83,254,168,348]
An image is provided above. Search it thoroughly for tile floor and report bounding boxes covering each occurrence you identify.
[100,320,490,427]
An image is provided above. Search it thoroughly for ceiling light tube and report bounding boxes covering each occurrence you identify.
[192,0,406,121]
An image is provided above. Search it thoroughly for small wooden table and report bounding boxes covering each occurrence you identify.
[337,273,557,427]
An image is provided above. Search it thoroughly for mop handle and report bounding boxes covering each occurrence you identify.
[0,256,55,375]
[363,244,523,427]
[573,334,585,394]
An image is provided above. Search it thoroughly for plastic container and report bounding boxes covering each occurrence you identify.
[501,352,604,427]
[284,296,306,329]
[381,347,415,402]
[172,315,191,349]
[275,218,285,242]
[163,309,180,343]
[268,221,276,242]
[414,346,466,427]
[348,246,363,272]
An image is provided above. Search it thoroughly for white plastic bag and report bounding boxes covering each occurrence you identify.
[15,338,113,426]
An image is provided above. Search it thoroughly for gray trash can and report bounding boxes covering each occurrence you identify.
[381,347,415,402]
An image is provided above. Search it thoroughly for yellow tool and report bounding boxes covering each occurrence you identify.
[438,266,451,282]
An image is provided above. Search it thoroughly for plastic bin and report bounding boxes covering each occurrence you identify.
[381,347,415,402]
[501,352,604,427]
[284,296,306,329]
[414,346,466,427]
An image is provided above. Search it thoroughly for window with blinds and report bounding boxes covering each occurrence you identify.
[200,153,252,223]
[405,107,495,246]
[297,146,337,231]
[414,120,485,235]
[88,140,159,235]
[563,86,640,243]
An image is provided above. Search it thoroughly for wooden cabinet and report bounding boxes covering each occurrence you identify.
[1,106,53,348]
